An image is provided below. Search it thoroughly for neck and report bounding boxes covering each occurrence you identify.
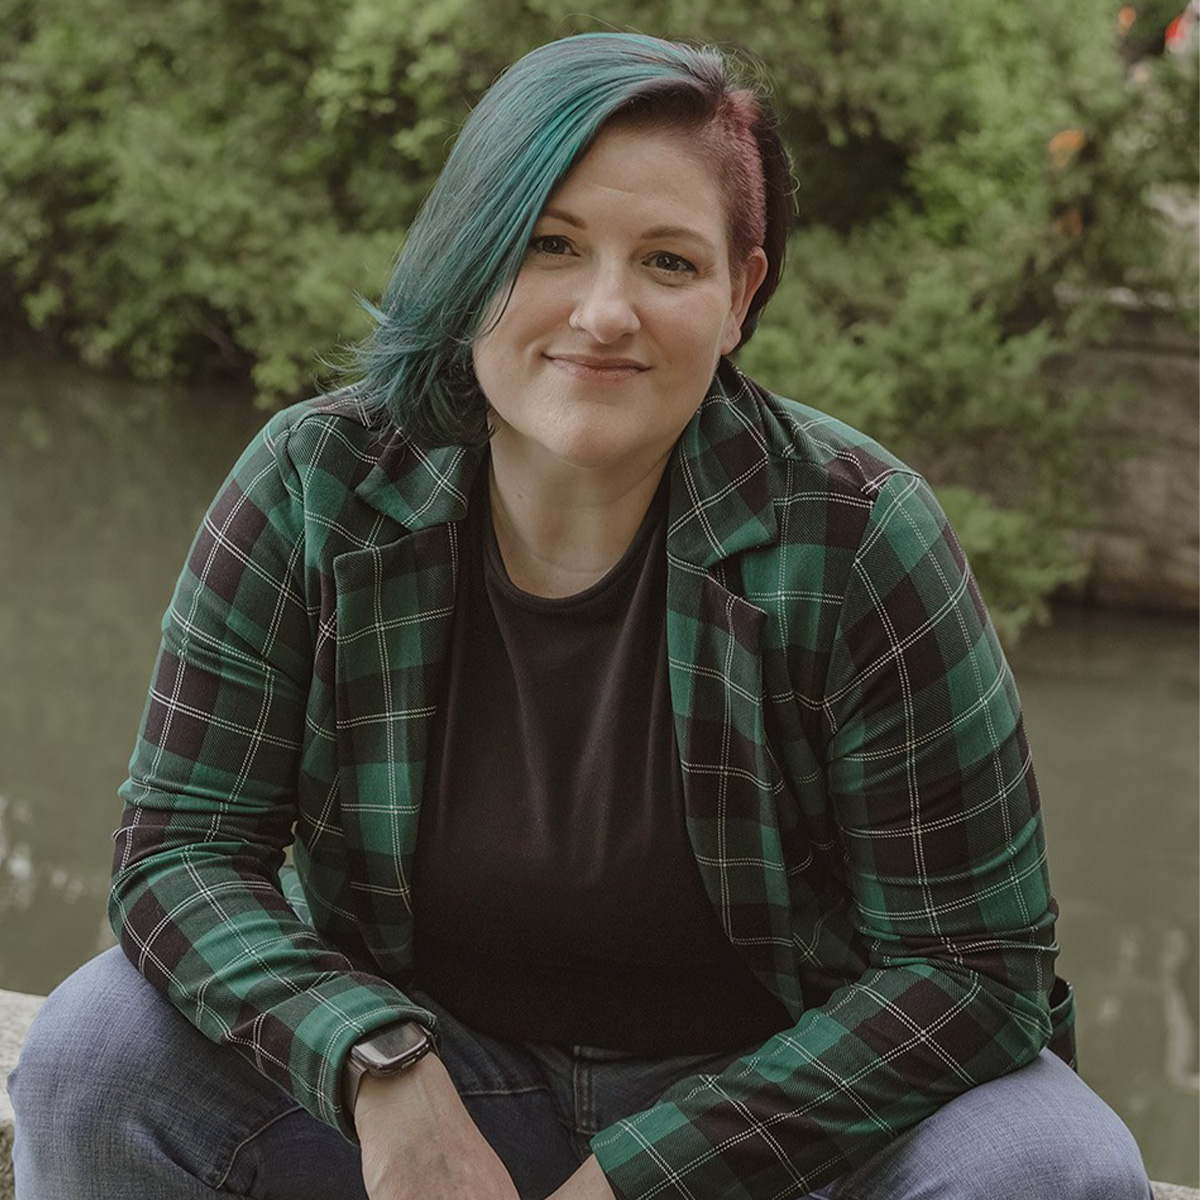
[487,440,669,599]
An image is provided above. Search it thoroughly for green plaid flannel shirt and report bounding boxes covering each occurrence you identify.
[111,359,1073,1199]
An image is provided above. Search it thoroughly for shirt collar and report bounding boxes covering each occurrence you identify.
[353,358,779,567]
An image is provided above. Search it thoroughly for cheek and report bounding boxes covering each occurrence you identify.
[718,311,742,356]
[470,336,495,390]
[661,303,734,368]
[472,276,541,362]
[472,312,524,379]
[501,272,567,330]
[470,335,512,418]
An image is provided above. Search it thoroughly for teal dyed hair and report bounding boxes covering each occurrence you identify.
[351,33,793,446]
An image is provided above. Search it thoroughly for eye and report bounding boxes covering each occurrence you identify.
[648,251,697,275]
[528,235,573,257]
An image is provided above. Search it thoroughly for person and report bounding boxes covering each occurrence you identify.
[8,31,1152,1200]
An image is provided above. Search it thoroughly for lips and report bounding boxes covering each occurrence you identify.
[545,353,649,380]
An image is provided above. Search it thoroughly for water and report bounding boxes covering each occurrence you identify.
[0,349,267,982]
[1,348,1196,1184]
[1007,609,1199,1183]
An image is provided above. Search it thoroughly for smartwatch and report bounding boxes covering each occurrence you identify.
[343,1020,437,1116]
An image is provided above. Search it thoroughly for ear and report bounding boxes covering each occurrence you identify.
[720,247,770,356]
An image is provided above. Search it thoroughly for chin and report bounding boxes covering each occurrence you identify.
[541,432,644,473]
[495,403,646,470]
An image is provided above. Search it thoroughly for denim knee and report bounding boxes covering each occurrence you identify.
[970,1052,1152,1200]
[8,946,299,1199]
[830,1051,1152,1200]
[7,949,142,1167]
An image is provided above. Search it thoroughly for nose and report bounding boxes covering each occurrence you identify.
[569,266,640,342]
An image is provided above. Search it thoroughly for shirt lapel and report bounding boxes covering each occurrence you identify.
[330,432,484,970]
[666,362,801,1014]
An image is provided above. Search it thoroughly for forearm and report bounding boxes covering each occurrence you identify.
[548,1156,617,1200]
[589,951,1051,1200]
[590,473,1060,1199]
[354,1055,521,1200]
[110,809,435,1135]
[106,407,439,1134]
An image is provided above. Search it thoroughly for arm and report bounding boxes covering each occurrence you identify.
[547,1157,617,1200]
[589,471,1057,1199]
[355,1057,520,1200]
[109,409,436,1136]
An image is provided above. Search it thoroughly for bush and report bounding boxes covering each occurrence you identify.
[1,0,1196,634]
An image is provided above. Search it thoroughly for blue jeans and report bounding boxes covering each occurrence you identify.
[8,947,1150,1199]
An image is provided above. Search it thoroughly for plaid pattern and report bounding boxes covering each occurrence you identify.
[111,359,1071,1198]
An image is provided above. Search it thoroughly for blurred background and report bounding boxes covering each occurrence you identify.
[0,0,1197,1185]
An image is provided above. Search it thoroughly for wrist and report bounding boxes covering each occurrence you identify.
[354,1053,465,1142]
[343,1020,438,1124]
[355,1053,446,1112]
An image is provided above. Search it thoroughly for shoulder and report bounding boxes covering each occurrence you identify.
[230,390,482,541]
[676,364,943,577]
[729,370,939,545]
[245,390,397,488]
[725,373,963,616]
[732,379,987,691]
[200,392,405,577]
[750,382,921,504]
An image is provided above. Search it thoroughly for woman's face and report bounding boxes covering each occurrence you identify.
[472,124,767,482]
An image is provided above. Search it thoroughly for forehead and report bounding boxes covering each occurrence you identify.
[542,125,729,237]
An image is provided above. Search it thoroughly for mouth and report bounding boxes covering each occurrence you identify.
[546,354,649,381]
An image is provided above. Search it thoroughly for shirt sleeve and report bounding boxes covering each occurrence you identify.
[108,410,438,1141]
[590,470,1057,1199]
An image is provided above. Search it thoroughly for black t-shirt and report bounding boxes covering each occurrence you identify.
[411,468,789,1054]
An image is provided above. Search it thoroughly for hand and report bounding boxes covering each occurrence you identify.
[547,1155,618,1200]
[355,1054,521,1200]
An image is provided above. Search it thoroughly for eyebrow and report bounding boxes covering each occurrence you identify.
[539,207,718,253]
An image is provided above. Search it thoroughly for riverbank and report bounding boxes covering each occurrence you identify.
[0,986,1195,1198]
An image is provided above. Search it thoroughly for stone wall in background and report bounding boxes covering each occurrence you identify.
[1058,305,1199,615]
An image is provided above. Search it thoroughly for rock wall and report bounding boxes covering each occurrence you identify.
[0,989,43,1200]
[1058,307,1199,614]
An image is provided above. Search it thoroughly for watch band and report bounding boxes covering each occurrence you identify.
[343,1020,437,1118]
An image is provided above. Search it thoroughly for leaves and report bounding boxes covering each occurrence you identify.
[0,0,1195,634]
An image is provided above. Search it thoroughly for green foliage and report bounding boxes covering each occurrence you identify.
[1,0,1196,633]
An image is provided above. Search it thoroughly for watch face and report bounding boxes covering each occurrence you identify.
[354,1022,432,1072]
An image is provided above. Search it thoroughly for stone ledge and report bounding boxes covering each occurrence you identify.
[0,986,1195,1200]
[0,989,44,1200]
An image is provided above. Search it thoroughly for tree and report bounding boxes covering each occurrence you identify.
[1,0,1195,633]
